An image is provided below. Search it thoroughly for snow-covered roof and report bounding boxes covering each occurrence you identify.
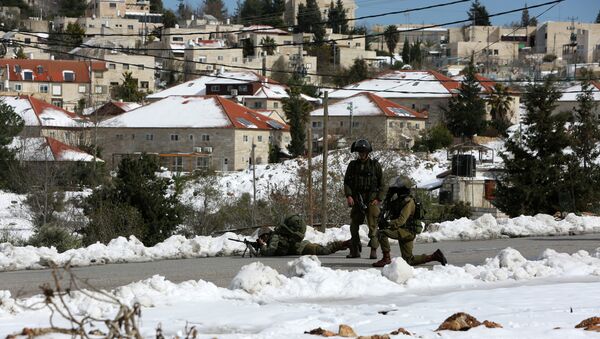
[148,71,266,99]
[558,81,600,102]
[1,95,89,128]
[328,70,459,99]
[99,95,289,130]
[9,136,102,162]
[241,25,290,35]
[310,92,427,119]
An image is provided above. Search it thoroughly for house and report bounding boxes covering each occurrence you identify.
[328,70,460,126]
[556,81,600,116]
[309,92,427,150]
[97,95,290,171]
[1,31,52,60]
[0,59,109,111]
[535,21,600,63]
[147,71,318,116]
[1,95,89,146]
[83,100,142,122]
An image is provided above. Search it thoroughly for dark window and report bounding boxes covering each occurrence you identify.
[64,72,75,82]
[23,71,33,80]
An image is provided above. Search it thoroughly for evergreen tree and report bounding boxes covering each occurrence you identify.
[283,86,312,157]
[150,0,163,13]
[201,0,227,20]
[383,25,399,65]
[567,76,600,212]
[521,5,530,27]
[242,38,255,57]
[0,99,24,190]
[336,0,348,34]
[333,58,369,87]
[494,80,571,217]
[57,0,87,17]
[162,9,178,28]
[401,37,410,64]
[327,1,338,32]
[444,59,486,138]
[468,0,491,26]
[529,16,537,27]
[409,39,422,68]
[177,0,194,20]
[112,72,145,102]
[83,155,184,245]
[596,10,600,23]
[297,0,325,44]
[239,0,284,26]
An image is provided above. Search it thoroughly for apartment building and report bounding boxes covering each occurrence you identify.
[535,21,600,61]
[0,59,109,111]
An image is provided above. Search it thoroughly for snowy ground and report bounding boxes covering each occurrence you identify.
[1,248,599,338]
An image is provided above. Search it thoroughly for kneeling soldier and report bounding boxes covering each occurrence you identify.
[373,177,447,267]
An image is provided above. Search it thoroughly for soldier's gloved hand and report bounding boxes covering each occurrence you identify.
[379,219,390,229]
[346,196,354,207]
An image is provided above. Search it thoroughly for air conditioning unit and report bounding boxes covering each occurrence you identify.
[193,146,202,153]
[204,146,213,153]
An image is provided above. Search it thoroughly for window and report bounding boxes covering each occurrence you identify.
[123,64,129,70]
[243,135,249,142]
[210,85,220,91]
[52,85,61,95]
[217,55,223,61]
[415,123,420,129]
[94,71,103,78]
[140,81,149,89]
[172,157,183,171]
[128,25,134,30]
[14,83,22,91]
[355,43,361,47]
[23,71,33,80]
[196,157,209,169]
[273,102,278,108]
[39,84,48,93]
[63,71,75,82]
[201,134,210,141]
[24,38,31,44]
[198,55,207,62]
[206,65,213,70]
[340,121,344,127]
[400,122,405,128]
[172,36,183,42]
[78,85,86,93]
[145,134,153,140]
[232,57,238,62]
[109,3,116,7]
[137,65,144,70]
[253,101,263,109]
[407,122,412,129]
[257,135,263,142]
[170,134,179,141]
[131,134,135,140]
[312,121,322,128]
[352,121,359,127]
[37,66,43,73]
[51,99,63,107]
[238,85,248,92]
[108,64,116,70]
[110,82,119,86]
[94,85,103,94]
[189,134,194,141]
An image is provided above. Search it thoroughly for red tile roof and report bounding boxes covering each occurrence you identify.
[0,59,107,83]
[22,95,80,120]
[357,92,428,120]
[429,69,461,92]
[213,96,289,131]
[474,74,497,93]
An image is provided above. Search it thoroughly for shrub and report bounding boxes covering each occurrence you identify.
[413,124,453,152]
[542,54,557,62]
[28,224,81,252]
[82,202,145,245]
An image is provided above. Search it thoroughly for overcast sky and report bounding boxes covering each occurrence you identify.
[163,0,598,28]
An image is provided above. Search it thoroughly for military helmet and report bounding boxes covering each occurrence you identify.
[257,227,272,237]
[388,176,412,195]
[350,139,372,153]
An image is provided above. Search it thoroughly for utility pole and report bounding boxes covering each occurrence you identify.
[347,101,354,138]
[307,124,313,227]
[251,138,257,228]
[321,91,329,232]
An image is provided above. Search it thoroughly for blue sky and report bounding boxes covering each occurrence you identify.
[163,0,598,27]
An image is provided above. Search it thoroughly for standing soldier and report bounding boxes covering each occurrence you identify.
[343,139,384,259]
[373,176,447,267]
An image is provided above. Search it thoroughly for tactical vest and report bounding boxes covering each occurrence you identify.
[387,195,422,233]
[346,158,380,196]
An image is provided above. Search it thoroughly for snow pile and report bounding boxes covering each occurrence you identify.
[421,213,600,242]
[0,191,33,241]
[381,257,414,284]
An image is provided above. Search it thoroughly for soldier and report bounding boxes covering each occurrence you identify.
[257,215,351,256]
[343,139,384,259]
[372,176,447,267]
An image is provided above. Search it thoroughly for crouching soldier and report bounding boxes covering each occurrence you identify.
[257,214,351,256]
[372,177,448,267]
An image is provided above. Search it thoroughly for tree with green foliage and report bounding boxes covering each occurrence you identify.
[201,0,227,20]
[401,38,410,65]
[383,25,399,65]
[112,72,145,102]
[14,47,27,59]
[162,9,178,28]
[565,76,600,213]
[297,0,325,44]
[350,25,371,50]
[49,22,85,54]
[494,80,571,217]
[521,5,530,27]
[242,38,255,57]
[57,0,87,17]
[409,39,422,68]
[177,0,194,20]
[260,36,276,55]
[238,0,285,26]
[150,0,163,13]
[0,99,24,190]
[283,86,312,157]
[444,60,486,138]
[333,58,370,87]
[468,0,491,26]
[596,10,600,23]
[488,83,514,136]
[327,0,348,34]
[412,124,453,152]
[83,155,185,246]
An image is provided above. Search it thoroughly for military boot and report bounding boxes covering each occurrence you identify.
[429,249,447,266]
[341,239,351,250]
[346,239,361,258]
[372,251,391,267]
[369,247,377,259]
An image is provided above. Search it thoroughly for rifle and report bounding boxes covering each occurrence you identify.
[228,238,260,258]
[377,192,394,230]
[355,194,368,212]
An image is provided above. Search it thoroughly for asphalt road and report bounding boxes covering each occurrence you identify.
[1,234,598,298]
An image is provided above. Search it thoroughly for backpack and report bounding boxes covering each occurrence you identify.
[275,214,306,243]
[411,196,427,234]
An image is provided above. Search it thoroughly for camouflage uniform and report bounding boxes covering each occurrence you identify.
[378,195,428,266]
[344,157,384,255]
[259,215,347,256]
